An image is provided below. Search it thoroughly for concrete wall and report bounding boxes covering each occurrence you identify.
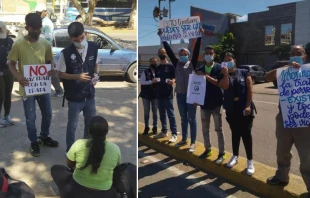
[295,0,310,46]
[230,3,296,69]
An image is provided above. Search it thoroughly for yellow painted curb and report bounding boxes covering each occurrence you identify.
[138,123,307,198]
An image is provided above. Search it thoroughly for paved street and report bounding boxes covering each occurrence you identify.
[138,82,301,176]
[0,79,136,197]
[139,145,259,198]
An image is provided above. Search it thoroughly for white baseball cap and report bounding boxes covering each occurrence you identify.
[35,3,47,12]
[0,22,7,39]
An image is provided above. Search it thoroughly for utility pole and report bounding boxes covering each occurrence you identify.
[168,0,175,45]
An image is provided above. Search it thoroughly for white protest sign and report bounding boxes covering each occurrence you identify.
[186,74,206,105]
[159,16,201,41]
[277,64,310,128]
[23,64,51,96]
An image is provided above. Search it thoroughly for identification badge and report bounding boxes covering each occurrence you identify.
[155,78,161,82]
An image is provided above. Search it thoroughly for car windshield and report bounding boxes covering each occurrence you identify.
[98,30,124,48]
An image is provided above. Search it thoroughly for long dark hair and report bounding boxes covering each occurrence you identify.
[81,116,108,174]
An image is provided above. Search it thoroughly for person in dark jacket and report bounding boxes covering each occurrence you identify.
[0,21,14,127]
[219,53,255,175]
[153,48,178,143]
[56,22,99,152]
[157,27,203,152]
[196,45,228,164]
[139,57,158,135]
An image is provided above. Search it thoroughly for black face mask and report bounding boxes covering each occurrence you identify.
[29,32,40,40]
[158,55,166,60]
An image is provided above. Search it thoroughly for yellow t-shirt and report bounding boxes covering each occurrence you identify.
[67,139,121,190]
[7,37,53,97]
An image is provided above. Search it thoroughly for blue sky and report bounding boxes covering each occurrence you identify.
[138,0,302,46]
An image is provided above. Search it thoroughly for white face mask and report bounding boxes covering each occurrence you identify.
[74,39,87,49]
[204,55,214,63]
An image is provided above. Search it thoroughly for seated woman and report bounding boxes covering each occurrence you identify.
[51,116,121,198]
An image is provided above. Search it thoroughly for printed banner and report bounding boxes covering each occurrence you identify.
[159,16,201,41]
[23,64,51,96]
[186,74,206,105]
[277,64,310,128]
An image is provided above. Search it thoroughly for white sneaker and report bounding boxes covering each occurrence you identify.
[0,119,8,128]
[169,135,178,143]
[247,160,255,176]
[189,144,196,153]
[227,156,238,168]
[154,132,168,139]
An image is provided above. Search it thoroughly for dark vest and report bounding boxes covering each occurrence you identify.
[62,42,98,102]
[223,69,255,117]
[0,37,13,72]
[196,63,223,110]
[139,68,156,99]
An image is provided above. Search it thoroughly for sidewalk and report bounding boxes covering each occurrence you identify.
[253,82,278,95]
[138,123,308,198]
[0,82,136,197]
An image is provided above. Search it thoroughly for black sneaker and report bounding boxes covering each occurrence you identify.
[152,126,157,134]
[143,127,150,135]
[38,137,59,147]
[267,176,289,186]
[198,148,212,159]
[30,142,40,157]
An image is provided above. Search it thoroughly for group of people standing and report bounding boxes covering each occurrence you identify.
[140,28,310,194]
[140,27,256,175]
[0,4,122,198]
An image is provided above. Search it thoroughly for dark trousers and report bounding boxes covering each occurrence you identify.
[226,102,254,160]
[157,98,177,135]
[0,69,14,116]
[51,165,118,198]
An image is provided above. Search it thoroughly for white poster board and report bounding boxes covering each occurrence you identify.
[23,64,51,96]
[186,74,206,105]
[159,16,201,41]
[277,64,310,128]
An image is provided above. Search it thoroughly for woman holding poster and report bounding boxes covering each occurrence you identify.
[157,27,203,153]
[265,45,310,194]
[219,53,256,176]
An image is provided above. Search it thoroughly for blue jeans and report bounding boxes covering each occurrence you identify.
[66,98,96,151]
[22,94,52,143]
[142,98,158,128]
[157,98,177,135]
[176,93,197,144]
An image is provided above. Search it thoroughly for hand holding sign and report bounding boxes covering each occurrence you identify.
[157,29,163,36]
[18,77,29,87]
[288,62,301,69]
[221,67,228,77]
[47,69,57,77]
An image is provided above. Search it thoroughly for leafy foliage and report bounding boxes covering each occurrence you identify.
[270,45,291,61]
[212,32,235,62]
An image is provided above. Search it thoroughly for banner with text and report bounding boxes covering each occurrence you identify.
[277,64,310,128]
[186,74,206,105]
[23,64,51,96]
[159,16,201,41]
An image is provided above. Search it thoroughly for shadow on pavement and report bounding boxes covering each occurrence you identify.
[0,85,136,197]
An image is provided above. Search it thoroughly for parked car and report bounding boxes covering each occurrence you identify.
[238,65,267,85]
[270,60,290,88]
[52,26,137,83]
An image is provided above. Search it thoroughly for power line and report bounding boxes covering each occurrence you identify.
[138,29,158,40]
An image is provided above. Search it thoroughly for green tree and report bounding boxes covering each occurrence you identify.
[270,45,291,61]
[213,32,235,62]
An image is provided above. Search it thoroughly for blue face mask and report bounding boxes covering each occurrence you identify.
[227,61,234,69]
[290,56,303,65]
[180,56,189,63]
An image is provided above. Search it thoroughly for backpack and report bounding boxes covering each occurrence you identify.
[0,168,35,198]
[113,163,136,198]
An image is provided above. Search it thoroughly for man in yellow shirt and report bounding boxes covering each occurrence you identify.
[7,13,59,157]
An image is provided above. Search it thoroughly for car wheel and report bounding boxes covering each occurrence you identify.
[252,77,256,85]
[126,63,137,83]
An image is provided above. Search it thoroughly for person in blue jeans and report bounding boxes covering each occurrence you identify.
[7,13,59,157]
[157,27,203,152]
[56,22,99,152]
[153,48,178,143]
[139,57,158,135]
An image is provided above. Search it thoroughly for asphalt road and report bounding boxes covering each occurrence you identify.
[138,83,301,176]
[139,145,260,198]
